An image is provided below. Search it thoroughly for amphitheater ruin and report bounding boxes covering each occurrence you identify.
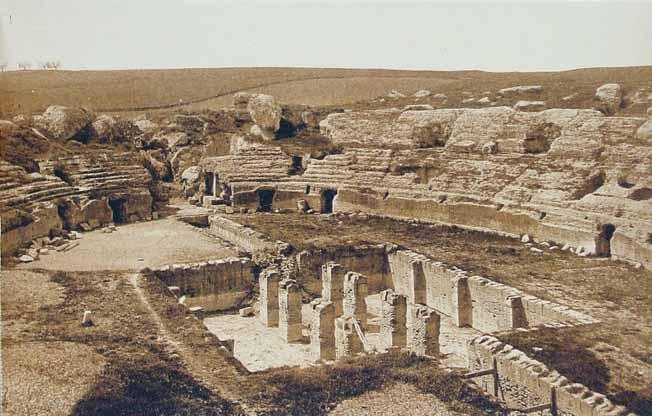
[2,81,652,415]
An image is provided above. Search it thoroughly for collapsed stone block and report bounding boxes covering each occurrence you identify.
[380,289,407,349]
[259,269,280,327]
[335,316,364,360]
[343,272,368,328]
[408,304,440,357]
[310,299,336,361]
[321,262,346,316]
[278,279,303,343]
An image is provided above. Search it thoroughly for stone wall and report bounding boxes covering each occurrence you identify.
[388,249,595,332]
[468,335,633,416]
[148,257,254,312]
[208,214,281,254]
[296,244,389,294]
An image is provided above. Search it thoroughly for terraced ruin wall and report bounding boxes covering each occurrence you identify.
[468,335,633,416]
[388,249,595,333]
[147,257,255,312]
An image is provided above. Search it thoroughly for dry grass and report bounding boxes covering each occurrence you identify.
[2,66,651,118]
[1,269,242,415]
[251,351,502,416]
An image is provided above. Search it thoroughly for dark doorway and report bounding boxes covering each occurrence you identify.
[109,198,128,223]
[256,189,275,212]
[205,173,215,196]
[320,189,337,213]
[596,223,616,257]
[289,156,304,176]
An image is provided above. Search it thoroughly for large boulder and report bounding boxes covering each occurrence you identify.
[513,101,547,112]
[413,90,431,98]
[181,166,202,190]
[247,94,281,135]
[233,92,252,110]
[594,83,623,115]
[142,150,172,181]
[173,114,205,133]
[37,106,95,141]
[155,131,190,150]
[134,118,159,135]
[637,120,652,141]
[498,85,543,96]
[0,120,19,137]
[92,115,119,143]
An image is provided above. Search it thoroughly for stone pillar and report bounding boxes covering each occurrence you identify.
[408,259,426,305]
[310,299,336,361]
[408,304,440,357]
[343,272,368,328]
[321,262,346,316]
[451,275,472,327]
[279,279,303,342]
[259,269,280,327]
[380,289,407,350]
[212,173,218,197]
[335,316,364,360]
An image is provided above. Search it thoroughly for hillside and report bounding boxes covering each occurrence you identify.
[1,66,651,118]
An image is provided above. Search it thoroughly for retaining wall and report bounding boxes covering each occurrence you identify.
[388,249,594,332]
[468,335,634,416]
[148,257,255,312]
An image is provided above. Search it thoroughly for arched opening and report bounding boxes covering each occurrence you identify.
[109,197,128,223]
[256,188,275,212]
[596,223,616,257]
[320,189,338,214]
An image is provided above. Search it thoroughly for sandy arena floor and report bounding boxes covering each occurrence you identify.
[16,217,236,272]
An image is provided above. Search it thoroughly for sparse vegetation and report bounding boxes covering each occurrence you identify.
[253,351,502,415]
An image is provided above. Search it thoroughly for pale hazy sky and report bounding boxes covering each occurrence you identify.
[1,1,651,72]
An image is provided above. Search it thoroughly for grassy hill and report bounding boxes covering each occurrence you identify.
[1,66,651,118]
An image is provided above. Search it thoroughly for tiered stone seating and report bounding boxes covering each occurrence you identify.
[301,148,395,188]
[0,161,80,212]
[40,153,151,196]
[210,146,291,184]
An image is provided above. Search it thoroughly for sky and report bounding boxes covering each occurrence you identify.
[1,0,651,72]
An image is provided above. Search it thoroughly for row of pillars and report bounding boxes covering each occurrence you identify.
[258,262,440,362]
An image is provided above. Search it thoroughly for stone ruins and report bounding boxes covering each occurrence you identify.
[2,83,650,415]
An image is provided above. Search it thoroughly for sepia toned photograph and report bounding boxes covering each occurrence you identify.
[1,1,651,415]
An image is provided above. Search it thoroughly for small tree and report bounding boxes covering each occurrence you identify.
[0,62,7,72]
[18,61,31,70]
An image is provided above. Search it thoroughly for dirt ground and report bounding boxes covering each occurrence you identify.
[16,217,237,272]
[227,211,652,412]
[329,382,466,416]
[2,66,651,117]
